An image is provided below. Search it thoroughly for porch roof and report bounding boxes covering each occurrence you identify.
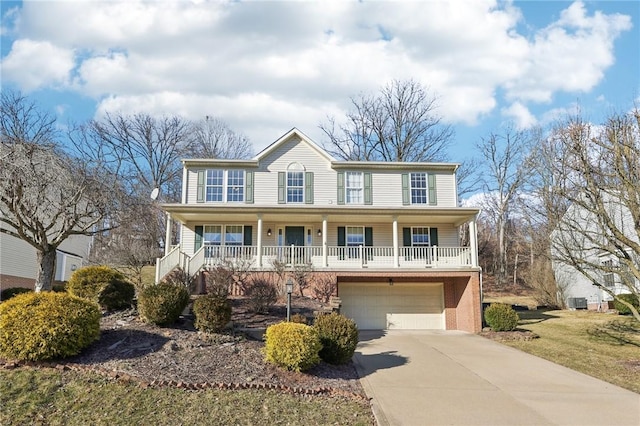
[161,203,480,227]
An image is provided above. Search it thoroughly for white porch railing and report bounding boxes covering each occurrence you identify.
[156,244,475,282]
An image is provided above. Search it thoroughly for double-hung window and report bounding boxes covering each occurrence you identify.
[412,227,430,259]
[203,225,222,257]
[411,173,428,204]
[602,259,616,288]
[287,171,304,203]
[346,172,363,204]
[203,169,245,202]
[346,226,364,258]
[206,170,224,202]
[227,170,244,202]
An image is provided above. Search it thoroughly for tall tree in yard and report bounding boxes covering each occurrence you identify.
[548,108,640,322]
[476,126,535,288]
[320,79,454,162]
[0,93,123,292]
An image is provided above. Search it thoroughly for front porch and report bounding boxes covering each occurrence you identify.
[156,243,475,283]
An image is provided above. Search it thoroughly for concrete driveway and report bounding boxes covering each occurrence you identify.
[353,330,640,426]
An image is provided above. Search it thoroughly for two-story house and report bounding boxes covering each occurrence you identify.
[156,128,482,332]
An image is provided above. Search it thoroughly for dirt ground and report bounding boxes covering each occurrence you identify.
[59,296,366,397]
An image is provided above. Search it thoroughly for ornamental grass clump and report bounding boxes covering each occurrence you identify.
[137,283,190,326]
[193,294,232,333]
[484,303,520,331]
[66,265,134,311]
[314,312,359,365]
[0,292,101,361]
[264,322,322,372]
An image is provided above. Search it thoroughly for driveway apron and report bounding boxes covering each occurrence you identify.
[353,330,640,426]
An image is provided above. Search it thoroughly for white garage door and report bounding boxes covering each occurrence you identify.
[339,282,444,330]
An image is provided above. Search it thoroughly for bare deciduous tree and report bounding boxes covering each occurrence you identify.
[320,79,454,162]
[476,126,535,288]
[189,116,253,159]
[547,109,640,321]
[0,92,123,292]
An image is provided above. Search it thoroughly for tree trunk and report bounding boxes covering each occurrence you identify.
[35,249,57,292]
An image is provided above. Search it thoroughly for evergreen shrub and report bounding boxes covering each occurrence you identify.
[484,303,520,331]
[138,283,190,326]
[0,292,100,361]
[193,294,232,333]
[613,293,640,315]
[66,266,134,311]
[313,312,359,365]
[0,287,32,302]
[264,322,322,372]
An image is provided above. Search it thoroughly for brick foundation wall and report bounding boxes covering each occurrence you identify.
[0,274,36,292]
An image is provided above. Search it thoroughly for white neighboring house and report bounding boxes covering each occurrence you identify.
[0,219,91,292]
[551,194,640,311]
[156,128,483,332]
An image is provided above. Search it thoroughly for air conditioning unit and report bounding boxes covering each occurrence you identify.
[567,297,587,309]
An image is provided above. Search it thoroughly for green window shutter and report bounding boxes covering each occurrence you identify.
[429,227,439,246]
[337,227,346,246]
[194,226,204,251]
[278,172,285,204]
[197,170,205,203]
[364,172,372,205]
[337,171,345,205]
[337,226,346,260]
[428,174,437,205]
[245,171,254,204]
[243,225,253,246]
[364,227,373,246]
[305,171,314,204]
[402,227,411,246]
[401,173,410,205]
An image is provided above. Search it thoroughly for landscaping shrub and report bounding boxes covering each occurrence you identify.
[161,267,197,294]
[0,292,100,361]
[203,266,233,297]
[137,283,190,326]
[313,312,359,365]
[484,303,520,331]
[193,294,232,333]
[264,322,322,372]
[0,287,32,302]
[66,266,135,311]
[246,278,277,314]
[613,293,640,315]
[290,313,308,324]
[52,283,67,293]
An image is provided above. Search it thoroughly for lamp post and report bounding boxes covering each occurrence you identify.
[286,278,293,321]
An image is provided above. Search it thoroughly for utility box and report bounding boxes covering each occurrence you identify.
[567,297,588,309]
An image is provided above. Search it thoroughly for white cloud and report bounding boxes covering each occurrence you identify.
[1,39,74,91]
[0,0,634,150]
[502,102,537,129]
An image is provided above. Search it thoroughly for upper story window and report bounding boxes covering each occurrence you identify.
[199,169,246,203]
[402,172,436,206]
[287,169,304,203]
[411,173,427,204]
[279,163,313,204]
[346,172,363,204]
[227,170,245,202]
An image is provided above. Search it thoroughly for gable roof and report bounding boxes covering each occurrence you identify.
[254,128,335,163]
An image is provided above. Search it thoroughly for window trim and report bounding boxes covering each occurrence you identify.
[199,169,246,203]
[345,171,364,204]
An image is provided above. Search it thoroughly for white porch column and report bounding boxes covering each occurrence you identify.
[392,216,399,268]
[164,213,172,255]
[322,216,328,267]
[257,214,263,267]
[469,217,479,267]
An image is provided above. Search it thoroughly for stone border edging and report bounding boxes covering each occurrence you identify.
[0,359,369,402]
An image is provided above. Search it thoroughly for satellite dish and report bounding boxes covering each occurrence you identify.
[150,187,160,200]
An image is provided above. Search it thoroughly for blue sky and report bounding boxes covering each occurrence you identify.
[1,0,638,163]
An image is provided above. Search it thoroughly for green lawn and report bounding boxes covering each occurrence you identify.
[0,368,373,425]
[503,309,640,394]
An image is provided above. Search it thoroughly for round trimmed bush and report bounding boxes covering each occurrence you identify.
[314,312,359,365]
[193,294,232,333]
[264,322,322,372]
[484,303,519,331]
[290,313,308,324]
[138,283,190,326]
[67,266,134,311]
[613,293,640,315]
[0,292,101,361]
[1,287,32,302]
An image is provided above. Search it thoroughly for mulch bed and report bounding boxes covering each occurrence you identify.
[0,296,367,400]
[479,328,539,342]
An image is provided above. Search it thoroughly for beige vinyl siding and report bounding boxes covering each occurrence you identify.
[434,172,457,207]
[370,171,457,208]
[185,169,199,204]
[0,234,37,279]
[256,136,335,205]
